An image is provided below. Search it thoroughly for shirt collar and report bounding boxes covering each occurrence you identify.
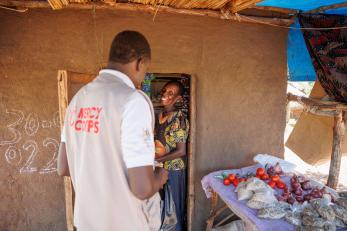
[99,69,135,89]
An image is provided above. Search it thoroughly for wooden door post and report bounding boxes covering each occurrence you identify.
[327,111,346,189]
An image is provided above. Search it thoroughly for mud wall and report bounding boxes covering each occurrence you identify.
[0,9,287,231]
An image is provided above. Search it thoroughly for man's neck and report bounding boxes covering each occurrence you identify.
[106,62,136,86]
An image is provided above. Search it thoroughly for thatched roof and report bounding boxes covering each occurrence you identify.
[1,0,346,27]
[59,0,261,11]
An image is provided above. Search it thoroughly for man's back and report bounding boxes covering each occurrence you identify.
[63,72,150,231]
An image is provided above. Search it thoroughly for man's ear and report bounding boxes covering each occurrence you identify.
[135,58,142,71]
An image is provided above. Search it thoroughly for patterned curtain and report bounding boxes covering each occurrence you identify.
[299,13,347,102]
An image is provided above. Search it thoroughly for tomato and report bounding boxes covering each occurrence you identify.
[276,181,286,189]
[239,178,246,182]
[256,168,265,176]
[268,181,276,189]
[261,173,269,181]
[256,173,262,179]
[232,178,240,187]
[228,174,236,181]
[271,175,280,182]
[223,178,231,186]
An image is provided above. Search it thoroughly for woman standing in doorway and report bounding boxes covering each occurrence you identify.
[155,80,189,231]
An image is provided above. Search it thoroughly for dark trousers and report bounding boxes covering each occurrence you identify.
[168,169,186,231]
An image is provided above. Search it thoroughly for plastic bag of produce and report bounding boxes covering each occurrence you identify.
[236,182,253,201]
[285,202,305,226]
[251,189,277,203]
[257,205,287,219]
[245,177,270,192]
[160,184,177,231]
[336,197,347,210]
[331,204,347,224]
[247,189,277,209]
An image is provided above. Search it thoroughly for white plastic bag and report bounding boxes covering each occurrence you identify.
[253,154,296,173]
[235,181,253,201]
[245,177,271,192]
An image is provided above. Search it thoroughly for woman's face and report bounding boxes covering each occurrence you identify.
[160,84,181,107]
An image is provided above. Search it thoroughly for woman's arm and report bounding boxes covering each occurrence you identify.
[156,142,186,163]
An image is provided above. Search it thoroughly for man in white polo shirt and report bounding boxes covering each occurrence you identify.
[57,31,168,231]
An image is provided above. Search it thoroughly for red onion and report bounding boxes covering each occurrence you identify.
[297,175,306,183]
[294,188,303,196]
[267,166,275,176]
[290,175,298,184]
[301,180,312,190]
[295,196,304,203]
[311,191,322,198]
[304,194,312,201]
[320,187,328,194]
[291,181,301,190]
[274,163,283,175]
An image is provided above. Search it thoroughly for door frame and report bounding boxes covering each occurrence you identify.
[57,70,197,231]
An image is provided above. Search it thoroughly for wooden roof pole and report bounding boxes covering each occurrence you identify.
[0,1,294,26]
[287,93,347,189]
[251,6,299,15]
[307,2,347,14]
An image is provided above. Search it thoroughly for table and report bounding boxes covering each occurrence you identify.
[202,164,347,231]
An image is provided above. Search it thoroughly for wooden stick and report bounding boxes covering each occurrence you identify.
[215,212,235,227]
[304,106,341,117]
[252,6,299,15]
[327,112,346,189]
[307,2,347,14]
[0,1,294,26]
[187,75,196,231]
[206,190,219,231]
[57,70,75,231]
[287,93,347,111]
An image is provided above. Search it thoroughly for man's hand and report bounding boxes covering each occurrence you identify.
[154,167,168,189]
[128,166,168,200]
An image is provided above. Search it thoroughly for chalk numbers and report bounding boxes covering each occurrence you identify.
[39,138,59,174]
[25,113,39,136]
[2,109,59,174]
[5,146,22,166]
[0,109,24,146]
[20,140,39,173]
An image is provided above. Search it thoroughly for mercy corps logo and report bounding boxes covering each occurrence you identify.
[68,107,102,134]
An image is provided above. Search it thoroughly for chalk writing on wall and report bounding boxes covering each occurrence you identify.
[1,109,60,174]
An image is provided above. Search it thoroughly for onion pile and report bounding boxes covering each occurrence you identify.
[278,174,333,204]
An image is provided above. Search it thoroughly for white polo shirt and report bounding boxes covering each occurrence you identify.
[61,69,158,231]
[61,69,154,168]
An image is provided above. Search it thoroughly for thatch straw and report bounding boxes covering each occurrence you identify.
[128,0,230,10]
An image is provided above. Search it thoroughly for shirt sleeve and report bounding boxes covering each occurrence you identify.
[121,93,155,168]
[61,126,66,143]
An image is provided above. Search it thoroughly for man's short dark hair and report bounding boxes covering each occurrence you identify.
[108,31,151,64]
[165,80,185,96]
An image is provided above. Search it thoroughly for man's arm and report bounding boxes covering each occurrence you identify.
[156,142,186,163]
[122,93,168,200]
[57,142,70,176]
[128,166,167,200]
